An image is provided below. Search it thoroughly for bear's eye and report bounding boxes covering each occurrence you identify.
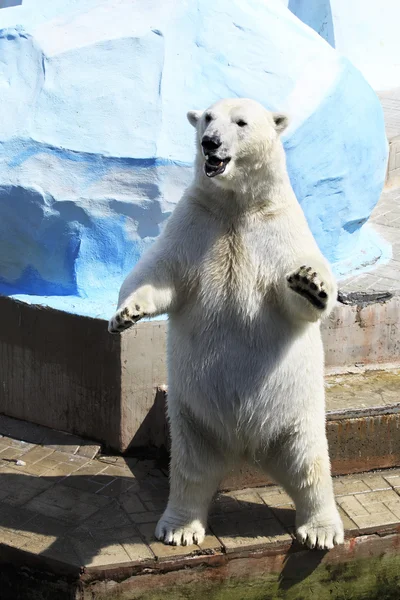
[204,114,212,124]
[236,120,247,127]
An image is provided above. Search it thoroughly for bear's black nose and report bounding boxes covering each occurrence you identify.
[201,135,221,153]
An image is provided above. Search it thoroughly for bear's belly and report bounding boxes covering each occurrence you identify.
[167,307,324,442]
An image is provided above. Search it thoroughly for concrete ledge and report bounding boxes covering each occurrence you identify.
[0,296,167,453]
[0,294,400,453]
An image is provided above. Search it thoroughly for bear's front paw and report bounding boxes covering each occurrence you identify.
[108,304,146,334]
[286,265,328,310]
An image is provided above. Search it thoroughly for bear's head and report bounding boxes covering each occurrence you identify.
[187,98,288,189]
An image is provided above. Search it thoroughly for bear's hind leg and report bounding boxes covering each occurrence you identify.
[156,408,228,547]
[262,433,344,550]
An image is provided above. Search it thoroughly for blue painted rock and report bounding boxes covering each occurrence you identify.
[0,0,388,318]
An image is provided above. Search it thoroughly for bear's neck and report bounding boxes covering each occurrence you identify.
[192,145,296,221]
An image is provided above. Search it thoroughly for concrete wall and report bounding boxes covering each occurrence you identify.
[0,0,388,319]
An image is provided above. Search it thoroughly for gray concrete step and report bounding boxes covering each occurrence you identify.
[221,368,400,490]
[1,366,399,490]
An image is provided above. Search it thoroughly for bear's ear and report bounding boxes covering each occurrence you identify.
[187,110,204,127]
[272,113,289,135]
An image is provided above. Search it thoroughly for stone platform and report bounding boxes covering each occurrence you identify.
[0,425,400,600]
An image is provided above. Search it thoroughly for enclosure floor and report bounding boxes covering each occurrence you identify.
[0,417,399,574]
[378,87,400,141]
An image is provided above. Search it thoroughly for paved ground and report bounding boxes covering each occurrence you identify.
[378,87,400,141]
[0,419,399,572]
[339,187,400,295]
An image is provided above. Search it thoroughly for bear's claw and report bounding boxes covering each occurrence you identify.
[108,305,144,334]
[155,512,205,547]
[287,265,328,310]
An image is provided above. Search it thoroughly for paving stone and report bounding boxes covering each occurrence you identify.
[350,513,398,530]
[76,501,133,532]
[388,476,400,489]
[128,511,162,525]
[45,462,88,478]
[137,522,198,561]
[41,536,83,568]
[79,523,146,556]
[338,507,358,532]
[0,447,27,461]
[70,535,132,568]
[49,451,89,466]
[356,489,400,507]
[257,488,293,507]
[270,504,296,529]
[121,537,155,563]
[0,504,36,530]
[96,479,139,497]
[135,483,168,502]
[19,531,59,554]
[100,465,136,479]
[23,514,73,538]
[75,445,101,460]
[383,471,400,489]
[211,512,290,552]
[74,462,109,478]
[333,477,374,496]
[13,457,61,476]
[232,490,270,511]
[0,439,10,451]
[2,439,34,451]
[337,495,370,518]
[119,492,147,515]
[20,447,55,464]
[0,526,35,550]
[62,477,106,494]
[198,532,223,552]
[338,491,400,530]
[26,484,111,525]
[0,473,53,506]
[98,455,124,465]
[215,531,271,553]
[141,498,168,512]
[210,494,241,515]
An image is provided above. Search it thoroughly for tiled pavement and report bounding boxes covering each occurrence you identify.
[378,87,400,141]
[0,430,400,572]
[339,187,400,295]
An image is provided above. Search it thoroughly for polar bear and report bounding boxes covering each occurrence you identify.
[109,98,344,550]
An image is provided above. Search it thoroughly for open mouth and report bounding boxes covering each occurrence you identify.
[204,155,231,178]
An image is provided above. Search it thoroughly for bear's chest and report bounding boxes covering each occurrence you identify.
[197,226,260,310]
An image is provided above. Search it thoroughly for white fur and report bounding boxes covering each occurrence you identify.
[109,98,344,550]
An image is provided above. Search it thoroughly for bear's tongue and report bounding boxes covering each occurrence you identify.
[204,156,229,178]
[207,156,223,167]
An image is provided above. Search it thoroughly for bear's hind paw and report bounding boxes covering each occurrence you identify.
[155,513,205,547]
